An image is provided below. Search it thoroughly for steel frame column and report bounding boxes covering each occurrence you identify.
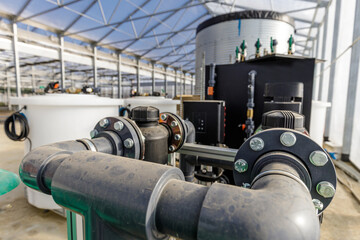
[191,74,194,95]
[6,71,11,110]
[318,8,330,101]
[117,52,122,98]
[342,0,360,161]
[183,71,186,95]
[59,35,66,89]
[164,65,167,97]
[174,69,177,97]
[312,28,321,100]
[93,45,98,88]
[324,0,342,139]
[12,22,21,97]
[31,66,36,90]
[136,57,140,92]
[151,61,155,94]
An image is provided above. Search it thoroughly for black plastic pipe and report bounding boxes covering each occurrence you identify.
[155,179,208,239]
[179,120,196,181]
[20,137,320,240]
[19,137,113,194]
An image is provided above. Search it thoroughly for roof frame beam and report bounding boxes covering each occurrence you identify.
[14,0,32,21]
[168,48,196,65]
[121,0,192,51]
[16,0,80,23]
[63,0,97,33]
[95,0,152,44]
[182,60,195,68]
[140,13,205,57]
[131,42,195,53]
[98,27,196,47]
[64,1,207,37]
[156,32,196,61]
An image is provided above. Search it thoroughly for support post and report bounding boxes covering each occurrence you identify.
[151,61,155,94]
[117,52,122,98]
[59,35,66,89]
[6,71,11,110]
[318,9,329,101]
[12,22,21,97]
[183,71,186,95]
[174,69,178,97]
[191,74,194,95]
[200,52,205,100]
[164,65,167,97]
[312,29,320,100]
[93,45,98,88]
[136,57,140,93]
[341,0,360,161]
[31,66,36,91]
[324,0,342,139]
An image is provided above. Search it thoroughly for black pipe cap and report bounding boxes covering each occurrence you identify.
[131,106,159,122]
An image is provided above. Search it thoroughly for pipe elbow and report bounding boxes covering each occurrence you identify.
[197,176,320,240]
[19,140,87,193]
[19,146,63,191]
[259,190,320,240]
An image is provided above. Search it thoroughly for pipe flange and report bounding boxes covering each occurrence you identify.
[233,128,336,213]
[92,117,145,159]
[159,112,187,153]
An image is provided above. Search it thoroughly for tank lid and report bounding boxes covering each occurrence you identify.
[197,10,295,34]
[131,106,160,122]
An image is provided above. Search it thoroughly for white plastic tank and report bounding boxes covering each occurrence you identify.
[195,10,295,94]
[309,101,331,146]
[124,97,180,113]
[10,94,123,210]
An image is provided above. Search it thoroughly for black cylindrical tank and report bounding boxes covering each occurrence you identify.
[131,106,169,164]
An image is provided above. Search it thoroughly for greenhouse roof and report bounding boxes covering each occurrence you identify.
[0,0,330,73]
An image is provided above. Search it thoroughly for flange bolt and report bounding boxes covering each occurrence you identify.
[316,181,335,198]
[124,138,134,148]
[99,118,110,128]
[160,114,168,121]
[90,129,98,139]
[235,159,248,173]
[312,199,324,211]
[280,132,297,147]
[309,151,328,166]
[114,121,124,131]
[174,134,181,141]
[169,145,175,152]
[249,137,264,151]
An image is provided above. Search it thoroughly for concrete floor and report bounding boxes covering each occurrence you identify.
[1,122,360,239]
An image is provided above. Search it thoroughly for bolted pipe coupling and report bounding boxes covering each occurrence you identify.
[159,112,187,153]
[233,128,337,214]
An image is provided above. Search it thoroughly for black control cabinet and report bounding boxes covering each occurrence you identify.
[183,100,225,145]
[205,55,316,148]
